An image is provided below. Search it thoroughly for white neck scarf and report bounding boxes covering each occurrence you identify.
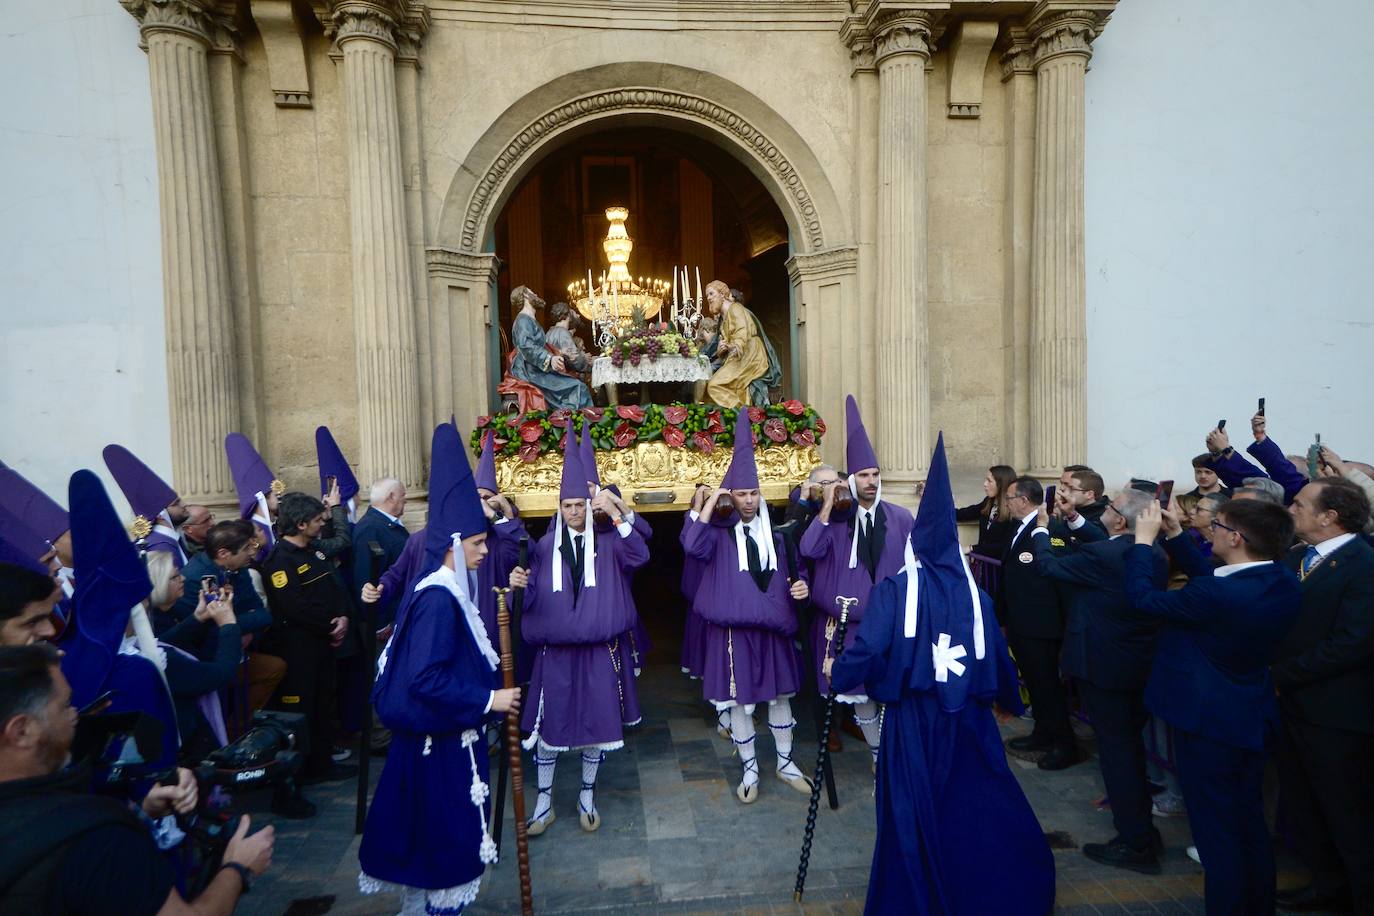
[734,509,777,573]
[412,543,499,670]
[551,504,596,593]
[848,475,883,569]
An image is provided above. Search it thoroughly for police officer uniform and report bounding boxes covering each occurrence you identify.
[263,537,352,777]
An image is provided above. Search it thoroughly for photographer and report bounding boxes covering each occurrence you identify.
[0,644,274,914]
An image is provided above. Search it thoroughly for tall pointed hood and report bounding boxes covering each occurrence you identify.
[559,427,585,501]
[224,433,280,521]
[475,430,499,494]
[0,530,50,576]
[0,469,69,548]
[101,444,179,538]
[580,420,601,490]
[903,433,992,711]
[0,505,51,570]
[315,425,360,505]
[844,394,879,475]
[720,409,760,490]
[63,470,155,709]
[422,423,487,577]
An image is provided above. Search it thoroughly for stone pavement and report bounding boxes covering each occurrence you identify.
[230,652,1329,916]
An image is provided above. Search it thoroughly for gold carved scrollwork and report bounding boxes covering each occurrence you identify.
[494,443,821,517]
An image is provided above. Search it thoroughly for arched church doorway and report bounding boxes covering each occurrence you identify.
[488,126,795,401]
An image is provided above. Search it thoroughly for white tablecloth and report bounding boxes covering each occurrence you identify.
[591,354,710,389]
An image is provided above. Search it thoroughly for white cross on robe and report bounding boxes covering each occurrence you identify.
[932,632,967,682]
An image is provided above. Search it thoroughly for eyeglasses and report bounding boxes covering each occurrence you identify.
[1065,485,1089,494]
[1209,519,1249,541]
[1106,503,1124,518]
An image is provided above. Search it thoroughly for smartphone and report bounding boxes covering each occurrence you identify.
[1257,397,1265,417]
[200,575,216,594]
[1044,484,1057,510]
[78,690,115,717]
[1308,439,1323,479]
[324,474,337,495]
[1156,479,1174,508]
[1217,419,1226,431]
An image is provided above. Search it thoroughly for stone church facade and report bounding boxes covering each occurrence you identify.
[119,0,1116,509]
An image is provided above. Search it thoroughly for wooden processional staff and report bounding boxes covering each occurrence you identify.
[493,535,534,916]
[794,595,858,902]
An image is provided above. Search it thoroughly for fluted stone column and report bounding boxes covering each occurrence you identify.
[1001,31,1037,473]
[122,0,241,502]
[334,3,423,488]
[871,13,934,485]
[1027,9,1108,475]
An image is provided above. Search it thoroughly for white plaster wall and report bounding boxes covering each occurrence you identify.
[1085,0,1374,490]
[0,1,166,518]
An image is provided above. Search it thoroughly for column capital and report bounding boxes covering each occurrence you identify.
[317,1,428,52]
[999,28,1036,82]
[1026,3,1115,68]
[121,0,217,44]
[839,17,877,75]
[868,10,937,66]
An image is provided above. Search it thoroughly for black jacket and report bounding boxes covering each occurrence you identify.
[350,507,411,624]
[957,500,1017,560]
[999,519,1064,639]
[1032,532,1168,690]
[1274,536,1374,734]
[263,539,352,638]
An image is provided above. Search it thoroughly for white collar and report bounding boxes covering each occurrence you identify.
[412,559,499,670]
[1214,560,1273,578]
[552,508,595,593]
[848,475,883,569]
[734,510,776,573]
[1310,531,1356,558]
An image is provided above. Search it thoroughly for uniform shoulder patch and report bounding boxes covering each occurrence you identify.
[1018,551,1034,564]
[271,570,289,589]
[1049,537,1067,548]
[296,563,311,574]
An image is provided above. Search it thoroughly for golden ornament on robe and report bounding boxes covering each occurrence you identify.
[130,515,153,540]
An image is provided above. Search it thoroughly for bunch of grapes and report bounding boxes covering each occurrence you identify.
[645,336,662,362]
[610,347,625,368]
[628,343,643,367]
[677,340,692,357]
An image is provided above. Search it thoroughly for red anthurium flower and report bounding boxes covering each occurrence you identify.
[616,404,646,424]
[692,431,716,454]
[493,436,509,449]
[782,399,806,416]
[662,425,686,448]
[705,411,724,434]
[792,429,816,448]
[663,405,688,425]
[583,407,605,423]
[476,415,491,428]
[815,418,827,438]
[747,406,766,424]
[763,417,788,443]
[548,408,572,428]
[519,420,543,443]
[517,443,541,463]
[613,421,639,448]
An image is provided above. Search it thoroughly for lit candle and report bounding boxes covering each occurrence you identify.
[695,267,702,306]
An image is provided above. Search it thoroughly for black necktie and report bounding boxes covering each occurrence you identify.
[562,531,584,597]
[858,512,878,580]
[745,527,774,592]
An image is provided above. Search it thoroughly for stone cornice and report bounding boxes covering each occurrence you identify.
[426,248,501,283]
[1026,4,1114,68]
[839,17,876,75]
[786,246,859,283]
[121,0,218,45]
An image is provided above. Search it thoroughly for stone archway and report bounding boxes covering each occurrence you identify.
[424,65,857,450]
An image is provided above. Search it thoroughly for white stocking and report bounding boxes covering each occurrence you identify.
[529,740,557,823]
[729,705,758,787]
[398,886,426,916]
[855,701,882,767]
[768,699,803,780]
[716,707,731,738]
[579,750,603,817]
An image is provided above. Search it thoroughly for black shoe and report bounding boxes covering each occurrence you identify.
[1276,885,1353,912]
[1036,745,1087,771]
[271,791,318,819]
[302,762,358,785]
[1148,825,1164,857]
[1082,838,1161,875]
[1009,733,1054,752]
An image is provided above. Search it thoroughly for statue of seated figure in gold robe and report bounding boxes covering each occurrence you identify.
[703,281,781,408]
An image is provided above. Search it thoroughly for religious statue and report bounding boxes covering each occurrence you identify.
[501,286,593,412]
[703,280,781,408]
[547,301,593,376]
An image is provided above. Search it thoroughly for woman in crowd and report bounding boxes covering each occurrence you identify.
[957,465,1019,560]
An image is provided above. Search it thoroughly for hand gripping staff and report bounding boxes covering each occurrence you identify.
[794,594,858,902]
[493,535,534,915]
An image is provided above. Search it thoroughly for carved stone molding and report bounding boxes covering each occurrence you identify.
[1029,9,1111,67]
[334,6,399,49]
[839,17,876,75]
[946,20,999,118]
[460,88,826,253]
[786,246,859,283]
[208,14,244,60]
[426,247,501,284]
[999,29,1035,82]
[870,13,934,65]
[249,0,311,106]
[121,0,216,45]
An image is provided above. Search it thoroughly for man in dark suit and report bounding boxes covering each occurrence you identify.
[1030,485,1168,872]
[1126,497,1301,914]
[999,477,1082,770]
[1273,477,1374,913]
[350,478,410,629]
